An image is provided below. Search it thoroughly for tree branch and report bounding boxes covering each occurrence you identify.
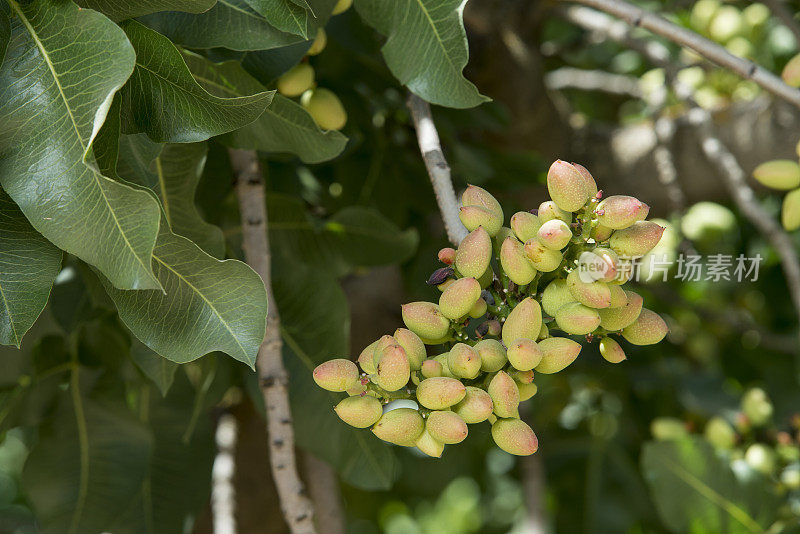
[229,148,317,534]
[545,67,643,98]
[303,454,345,534]
[565,0,800,109]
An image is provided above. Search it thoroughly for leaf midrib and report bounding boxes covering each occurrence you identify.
[411,0,460,76]
[0,278,19,346]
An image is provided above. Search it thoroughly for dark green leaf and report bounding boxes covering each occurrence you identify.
[242,40,312,83]
[0,0,162,291]
[119,20,273,143]
[244,0,309,38]
[75,0,216,22]
[130,339,178,396]
[0,9,9,69]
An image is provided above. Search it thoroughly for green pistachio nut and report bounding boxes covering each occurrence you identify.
[506,338,543,371]
[416,377,467,410]
[426,411,468,444]
[301,88,347,130]
[517,382,538,401]
[486,319,502,337]
[462,184,504,222]
[592,223,614,241]
[780,465,800,490]
[372,334,398,367]
[536,337,581,374]
[566,270,611,309]
[598,290,642,330]
[537,219,572,250]
[307,28,327,55]
[459,205,502,236]
[402,302,451,340]
[439,277,482,321]
[488,371,520,418]
[453,386,494,423]
[500,237,538,285]
[477,266,494,289]
[599,337,626,363]
[474,339,507,372]
[334,395,383,428]
[502,297,543,346]
[455,227,492,279]
[595,195,650,229]
[376,345,410,391]
[752,159,800,190]
[745,443,776,475]
[704,416,736,450]
[621,308,668,345]
[608,221,665,258]
[492,226,515,255]
[547,160,590,212]
[420,359,444,378]
[572,162,598,197]
[469,298,488,318]
[538,200,572,224]
[742,388,773,426]
[512,369,534,384]
[651,417,687,440]
[511,211,542,242]
[524,238,563,272]
[608,285,627,308]
[438,247,456,265]
[393,328,426,371]
[415,429,445,458]
[555,302,601,335]
[447,343,482,379]
[276,63,315,97]
[433,354,454,378]
[332,0,352,15]
[357,340,379,374]
[538,323,549,341]
[491,418,539,456]
[313,358,359,392]
[541,278,576,316]
[782,188,800,231]
[372,408,424,446]
[782,53,800,87]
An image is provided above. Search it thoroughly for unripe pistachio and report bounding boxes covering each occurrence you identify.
[609,260,633,285]
[402,302,450,340]
[537,219,572,250]
[704,416,736,450]
[651,417,687,441]
[752,159,800,190]
[491,418,539,456]
[609,221,665,258]
[376,345,410,391]
[547,160,590,212]
[331,0,352,15]
[453,386,494,424]
[410,372,421,386]
[372,408,424,446]
[459,205,502,236]
[486,319,502,337]
[500,237,537,285]
[455,227,492,279]
[438,247,456,265]
[608,285,627,308]
[433,354,455,378]
[566,270,611,309]
[524,238,563,272]
[358,339,379,374]
[502,297,543,346]
[599,337,626,363]
[301,88,347,130]
[462,184,504,222]
[742,388,773,426]
[541,279,575,317]
[447,343,481,379]
[783,52,800,87]
[334,395,383,428]
[538,323,549,341]
[437,279,455,292]
[538,200,572,224]
[488,371,520,418]
[277,63,315,97]
[473,339,508,373]
[313,359,359,391]
[621,308,668,345]
[415,429,445,458]
[439,277,481,320]
[394,328,426,371]
[307,28,327,55]
[347,382,367,396]
[595,195,649,229]
[571,162,598,197]
[469,298,487,318]
[506,338,543,371]
[510,211,542,242]
[518,382,539,401]
[782,188,800,231]
[592,223,614,241]
[598,290,642,330]
[536,337,581,374]
[477,266,494,289]
[372,334,397,367]
[426,411,468,444]
[512,369,534,384]
[555,302,601,335]
[416,377,466,410]
[492,226,514,255]
[745,444,776,475]
[420,359,443,378]
[781,464,800,489]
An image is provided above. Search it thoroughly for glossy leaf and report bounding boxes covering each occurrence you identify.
[0,190,62,347]
[130,339,178,396]
[0,0,162,291]
[74,0,216,22]
[185,53,347,163]
[355,0,488,108]
[0,9,9,68]
[241,40,311,83]
[244,0,309,38]
[119,20,273,143]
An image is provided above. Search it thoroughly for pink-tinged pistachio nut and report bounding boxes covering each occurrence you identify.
[571,162,598,197]
[462,184,504,219]
[394,328,427,371]
[455,227,492,278]
[500,237,538,285]
[487,319,502,337]
[753,160,800,190]
[415,429,445,458]
[555,302,601,335]
[447,343,482,379]
[538,323,549,341]
[502,297,543,346]
[599,337,627,363]
[537,219,573,250]
[517,382,539,401]
[376,345,410,391]
[524,238,563,272]
[609,259,634,285]
[401,302,451,340]
[372,334,398,367]
[535,337,581,374]
[512,369,534,384]
[427,266,454,286]
[595,195,650,229]
[426,411,468,444]
[438,247,456,265]
[782,188,800,231]
[488,371,520,418]
[313,359,359,392]
[492,226,515,256]
[598,290,643,331]
[459,205,502,236]
[538,200,572,224]
[510,211,542,242]
[621,308,668,345]
[608,221,665,258]
[334,395,383,428]
[782,53,800,87]
[547,160,590,212]
[372,408,425,446]
[439,277,482,321]
[566,270,611,309]
[592,223,614,241]
[491,418,539,456]
[357,339,379,374]
[541,279,576,317]
[608,285,627,308]
[506,338,543,371]
[420,359,444,378]
[469,298,488,319]
[347,382,367,396]
[453,386,494,424]
[416,377,467,410]
[474,339,507,372]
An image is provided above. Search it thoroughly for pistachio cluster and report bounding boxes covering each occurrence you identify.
[313,160,669,457]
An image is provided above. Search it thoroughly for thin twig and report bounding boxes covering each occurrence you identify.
[565,0,800,109]
[212,412,238,534]
[229,149,317,534]
[545,67,643,98]
[761,0,800,45]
